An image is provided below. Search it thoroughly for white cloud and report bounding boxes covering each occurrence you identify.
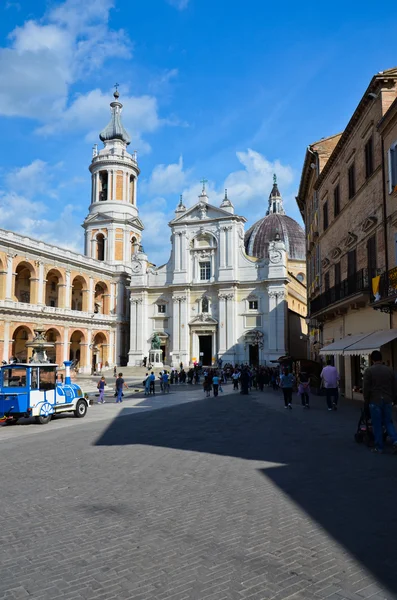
[144,156,189,195]
[224,149,294,209]
[5,159,59,199]
[0,0,131,120]
[0,190,82,252]
[0,159,84,252]
[167,0,190,9]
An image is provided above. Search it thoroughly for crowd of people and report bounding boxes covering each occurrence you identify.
[95,352,397,455]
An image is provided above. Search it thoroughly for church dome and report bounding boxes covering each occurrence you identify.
[244,176,305,260]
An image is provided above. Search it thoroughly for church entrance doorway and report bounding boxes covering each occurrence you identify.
[199,335,212,366]
[249,344,259,367]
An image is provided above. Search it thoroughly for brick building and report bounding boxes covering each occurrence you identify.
[297,67,397,400]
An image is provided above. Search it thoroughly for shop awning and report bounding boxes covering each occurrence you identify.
[343,329,397,356]
[319,333,372,356]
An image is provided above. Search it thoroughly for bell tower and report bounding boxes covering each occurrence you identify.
[83,88,144,264]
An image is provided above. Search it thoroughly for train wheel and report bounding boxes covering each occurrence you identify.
[35,415,52,425]
[74,400,87,419]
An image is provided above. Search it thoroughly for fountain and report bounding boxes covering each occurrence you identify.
[25,326,55,363]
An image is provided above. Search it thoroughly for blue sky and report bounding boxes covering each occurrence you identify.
[0,0,396,265]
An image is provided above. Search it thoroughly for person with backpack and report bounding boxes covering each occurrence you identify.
[280,368,295,410]
[363,350,397,453]
[97,376,106,403]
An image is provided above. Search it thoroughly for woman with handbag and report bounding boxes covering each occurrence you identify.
[97,376,106,404]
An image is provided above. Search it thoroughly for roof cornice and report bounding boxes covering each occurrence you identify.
[377,96,397,133]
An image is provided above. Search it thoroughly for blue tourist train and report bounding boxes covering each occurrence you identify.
[0,360,89,425]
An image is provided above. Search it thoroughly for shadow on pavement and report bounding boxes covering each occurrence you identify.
[95,394,397,595]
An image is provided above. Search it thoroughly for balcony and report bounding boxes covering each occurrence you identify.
[372,266,397,313]
[0,300,117,322]
[310,268,370,316]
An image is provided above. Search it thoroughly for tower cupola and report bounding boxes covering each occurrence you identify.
[99,89,131,146]
[83,87,144,265]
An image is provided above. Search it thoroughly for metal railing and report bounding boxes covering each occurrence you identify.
[377,266,397,301]
[310,268,369,315]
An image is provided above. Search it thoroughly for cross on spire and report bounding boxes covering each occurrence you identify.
[273,173,277,185]
[200,178,208,192]
[114,82,119,92]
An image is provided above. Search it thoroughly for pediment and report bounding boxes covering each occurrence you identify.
[170,202,235,225]
[130,216,145,230]
[190,314,218,325]
[361,216,377,232]
[344,232,358,248]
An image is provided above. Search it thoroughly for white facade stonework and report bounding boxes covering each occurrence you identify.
[127,188,289,367]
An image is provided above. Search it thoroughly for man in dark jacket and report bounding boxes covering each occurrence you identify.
[363,350,397,453]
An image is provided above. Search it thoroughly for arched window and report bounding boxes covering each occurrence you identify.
[99,172,108,201]
[97,234,105,261]
[202,297,209,313]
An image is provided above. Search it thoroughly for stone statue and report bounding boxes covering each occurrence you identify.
[151,333,161,349]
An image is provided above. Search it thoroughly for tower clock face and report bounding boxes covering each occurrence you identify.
[132,262,142,273]
[269,250,282,264]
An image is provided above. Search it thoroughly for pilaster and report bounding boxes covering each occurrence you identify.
[6,255,14,300]
[36,261,45,305]
[2,321,10,362]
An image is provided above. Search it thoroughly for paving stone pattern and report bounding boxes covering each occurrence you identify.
[1,386,397,600]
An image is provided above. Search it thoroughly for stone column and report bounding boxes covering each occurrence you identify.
[130,299,137,353]
[63,327,70,362]
[110,281,116,315]
[181,231,187,272]
[2,321,10,362]
[218,295,227,354]
[226,292,235,360]
[179,293,189,365]
[64,271,71,309]
[112,169,116,201]
[136,298,144,357]
[268,290,286,356]
[107,228,114,262]
[110,329,116,365]
[94,173,99,203]
[172,297,180,361]
[133,176,137,206]
[88,277,94,313]
[80,342,90,373]
[36,261,45,305]
[123,171,128,203]
[5,255,14,300]
[174,233,181,272]
[220,228,226,268]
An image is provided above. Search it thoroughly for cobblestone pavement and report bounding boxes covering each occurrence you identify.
[1,386,397,600]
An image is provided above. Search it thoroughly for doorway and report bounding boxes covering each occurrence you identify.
[249,344,259,366]
[160,344,166,363]
[199,335,212,366]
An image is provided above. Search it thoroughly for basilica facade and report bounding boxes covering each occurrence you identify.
[0,92,307,370]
